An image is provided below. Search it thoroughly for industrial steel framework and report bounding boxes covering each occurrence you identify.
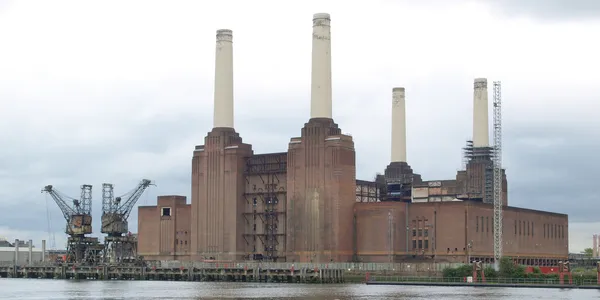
[101,179,154,264]
[42,184,103,264]
[242,153,287,262]
[355,180,380,202]
[493,81,503,266]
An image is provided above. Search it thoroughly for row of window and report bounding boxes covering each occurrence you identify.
[412,239,429,250]
[544,223,565,239]
[412,229,429,237]
[475,216,490,233]
[476,217,566,240]
[515,220,533,236]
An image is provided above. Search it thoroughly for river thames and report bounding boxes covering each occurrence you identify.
[1,279,598,299]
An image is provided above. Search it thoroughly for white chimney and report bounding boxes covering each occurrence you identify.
[391,87,407,163]
[213,29,234,128]
[473,78,489,147]
[310,13,332,119]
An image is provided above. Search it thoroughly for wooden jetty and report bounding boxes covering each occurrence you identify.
[0,263,345,283]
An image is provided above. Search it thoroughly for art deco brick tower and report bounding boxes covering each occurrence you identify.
[191,29,253,260]
[286,13,356,263]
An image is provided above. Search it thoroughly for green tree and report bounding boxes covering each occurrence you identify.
[582,248,593,257]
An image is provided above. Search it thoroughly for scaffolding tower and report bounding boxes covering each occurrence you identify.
[242,153,287,262]
[493,81,503,267]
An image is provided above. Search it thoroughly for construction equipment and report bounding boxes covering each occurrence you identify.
[41,184,103,264]
[492,81,503,268]
[101,179,154,264]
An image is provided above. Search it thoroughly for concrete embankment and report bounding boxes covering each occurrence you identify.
[366,281,600,289]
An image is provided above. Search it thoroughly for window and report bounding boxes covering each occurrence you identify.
[161,207,171,216]
[486,217,489,233]
[544,224,546,238]
[562,225,565,239]
[476,217,479,232]
[412,240,417,249]
[424,240,429,249]
[418,229,422,237]
[532,222,534,236]
[418,240,423,249]
[481,217,484,232]
[514,220,517,235]
[412,229,416,237]
[424,229,429,237]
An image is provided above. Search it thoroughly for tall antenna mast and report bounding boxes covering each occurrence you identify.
[493,81,503,267]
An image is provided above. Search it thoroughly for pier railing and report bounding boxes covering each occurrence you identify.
[368,275,600,286]
[150,261,466,272]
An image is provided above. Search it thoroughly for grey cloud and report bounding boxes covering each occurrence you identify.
[487,0,600,21]
[504,123,598,222]
[401,0,600,21]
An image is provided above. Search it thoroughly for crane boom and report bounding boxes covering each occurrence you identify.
[117,179,153,220]
[41,185,77,222]
[101,179,154,235]
[41,184,94,236]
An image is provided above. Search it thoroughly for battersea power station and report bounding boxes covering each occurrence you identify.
[137,13,568,265]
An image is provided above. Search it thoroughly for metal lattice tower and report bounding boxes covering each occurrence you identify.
[493,81,503,266]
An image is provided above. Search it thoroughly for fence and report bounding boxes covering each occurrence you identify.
[152,261,469,272]
[368,275,600,286]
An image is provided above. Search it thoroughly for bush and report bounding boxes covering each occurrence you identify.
[442,264,472,278]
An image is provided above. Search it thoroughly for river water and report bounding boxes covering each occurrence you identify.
[1,279,598,299]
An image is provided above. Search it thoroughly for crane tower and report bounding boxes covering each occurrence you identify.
[101,179,154,264]
[41,184,103,264]
[493,81,503,268]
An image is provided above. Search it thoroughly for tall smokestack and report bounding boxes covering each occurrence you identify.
[594,234,598,258]
[310,13,332,119]
[213,29,234,128]
[473,78,489,147]
[391,87,407,162]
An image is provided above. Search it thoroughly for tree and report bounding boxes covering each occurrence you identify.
[582,248,593,257]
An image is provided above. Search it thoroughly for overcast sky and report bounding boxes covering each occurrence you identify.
[0,0,598,253]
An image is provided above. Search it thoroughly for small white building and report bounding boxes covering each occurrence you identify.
[0,238,46,265]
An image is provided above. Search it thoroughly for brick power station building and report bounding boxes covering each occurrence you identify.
[137,13,568,265]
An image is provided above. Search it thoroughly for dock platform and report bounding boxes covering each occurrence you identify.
[0,263,345,283]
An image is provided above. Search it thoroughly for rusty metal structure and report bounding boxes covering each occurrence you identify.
[42,184,103,264]
[242,153,287,261]
[101,179,154,264]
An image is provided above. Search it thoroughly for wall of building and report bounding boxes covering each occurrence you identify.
[191,128,252,261]
[354,201,568,264]
[0,248,44,264]
[286,118,356,263]
[467,203,568,261]
[138,195,190,261]
[354,202,407,262]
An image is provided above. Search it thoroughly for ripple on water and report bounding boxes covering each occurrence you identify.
[0,279,596,300]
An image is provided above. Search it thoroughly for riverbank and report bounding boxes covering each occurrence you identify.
[365,275,600,289]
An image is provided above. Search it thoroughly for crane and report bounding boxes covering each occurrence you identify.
[493,81,503,269]
[41,184,103,264]
[101,179,154,264]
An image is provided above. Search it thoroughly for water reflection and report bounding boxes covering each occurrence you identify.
[0,279,595,300]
